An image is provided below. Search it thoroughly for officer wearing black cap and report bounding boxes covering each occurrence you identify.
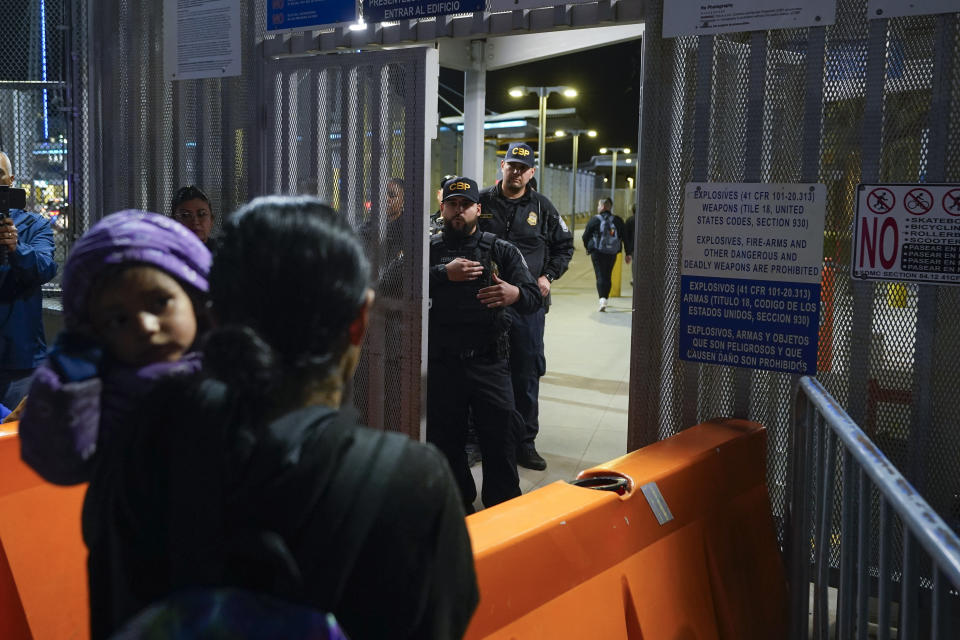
[479,142,574,471]
[428,176,541,511]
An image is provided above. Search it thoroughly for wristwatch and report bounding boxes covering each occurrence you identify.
[544,274,554,282]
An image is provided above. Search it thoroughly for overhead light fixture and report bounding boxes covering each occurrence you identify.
[349,19,367,31]
[587,130,597,137]
[555,130,566,137]
[455,119,528,132]
[562,88,577,98]
[508,87,525,98]
[626,158,633,164]
[624,148,631,154]
[599,147,608,154]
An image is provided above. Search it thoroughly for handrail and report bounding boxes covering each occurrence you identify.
[798,376,960,590]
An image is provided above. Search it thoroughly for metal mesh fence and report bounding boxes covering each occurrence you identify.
[93,0,260,234]
[263,50,432,439]
[0,0,70,291]
[72,0,430,437]
[633,0,960,564]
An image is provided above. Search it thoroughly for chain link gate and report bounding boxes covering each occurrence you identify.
[88,0,262,237]
[633,0,960,599]
[262,48,435,440]
[0,0,73,292]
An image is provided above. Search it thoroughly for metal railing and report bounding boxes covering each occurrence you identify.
[789,376,960,640]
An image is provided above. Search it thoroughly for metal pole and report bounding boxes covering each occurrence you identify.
[570,132,579,234]
[462,40,486,183]
[538,88,547,190]
[610,149,618,204]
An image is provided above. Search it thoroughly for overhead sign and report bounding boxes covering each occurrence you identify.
[363,0,484,23]
[164,0,242,81]
[267,0,357,32]
[663,0,836,38]
[868,1,958,19]
[852,183,960,285]
[489,0,592,11]
[680,183,826,375]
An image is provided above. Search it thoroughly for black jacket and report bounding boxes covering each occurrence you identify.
[582,210,627,255]
[478,183,574,282]
[429,230,541,353]
[86,380,478,640]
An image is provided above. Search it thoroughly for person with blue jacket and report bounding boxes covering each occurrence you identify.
[0,151,58,408]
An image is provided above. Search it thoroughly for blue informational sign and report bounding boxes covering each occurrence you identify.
[363,0,485,23]
[679,183,826,375]
[267,0,357,32]
[679,276,820,374]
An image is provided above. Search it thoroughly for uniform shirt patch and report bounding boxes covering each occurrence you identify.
[559,216,569,232]
[527,211,538,226]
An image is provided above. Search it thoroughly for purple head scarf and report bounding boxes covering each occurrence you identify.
[62,210,211,327]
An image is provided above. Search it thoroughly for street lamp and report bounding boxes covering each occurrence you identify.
[508,85,577,186]
[555,128,596,234]
[599,146,630,203]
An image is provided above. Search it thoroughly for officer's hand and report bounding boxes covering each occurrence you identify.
[0,218,18,252]
[625,254,632,264]
[536,275,551,297]
[446,257,484,282]
[477,274,519,308]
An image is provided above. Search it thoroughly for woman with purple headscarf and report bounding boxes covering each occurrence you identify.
[19,210,211,484]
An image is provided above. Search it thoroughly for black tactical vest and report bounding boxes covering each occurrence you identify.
[429,232,507,350]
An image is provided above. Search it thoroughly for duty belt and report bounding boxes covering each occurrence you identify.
[435,343,499,360]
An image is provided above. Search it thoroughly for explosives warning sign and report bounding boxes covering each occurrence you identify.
[852,183,960,285]
[680,183,826,375]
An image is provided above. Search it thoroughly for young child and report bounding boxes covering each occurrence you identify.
[18,209,211,485]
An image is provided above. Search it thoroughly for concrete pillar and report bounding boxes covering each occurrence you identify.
[462,40,486,183]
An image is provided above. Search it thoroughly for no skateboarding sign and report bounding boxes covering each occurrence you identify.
[853,183,960,284]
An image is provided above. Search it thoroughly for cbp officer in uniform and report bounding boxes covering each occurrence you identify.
[428,177,541,511]
[479,142,574,471]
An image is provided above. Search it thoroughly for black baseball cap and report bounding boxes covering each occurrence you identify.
[504,142,535,168]
[442,177,480,203]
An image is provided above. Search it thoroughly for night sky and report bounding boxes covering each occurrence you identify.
[439,37,644,167]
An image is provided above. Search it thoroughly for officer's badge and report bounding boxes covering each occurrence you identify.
[527,211,538,226]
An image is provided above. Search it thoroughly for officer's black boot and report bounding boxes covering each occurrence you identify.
[517,442,547,471]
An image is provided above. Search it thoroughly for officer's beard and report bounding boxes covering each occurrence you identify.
[443,217,477,241]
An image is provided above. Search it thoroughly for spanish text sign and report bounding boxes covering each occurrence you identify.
[267,0,356,32]
[852,183,960,285]
[663,0,836,38]
[363,0,484,23]
[680,183,826,375]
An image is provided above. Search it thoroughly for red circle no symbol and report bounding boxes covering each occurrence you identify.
[867,188,895,214]
[904,188,933,215]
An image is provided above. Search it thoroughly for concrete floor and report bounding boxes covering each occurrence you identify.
[471,248,634,509]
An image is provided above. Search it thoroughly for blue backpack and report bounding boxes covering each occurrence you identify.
[595,212,620,255]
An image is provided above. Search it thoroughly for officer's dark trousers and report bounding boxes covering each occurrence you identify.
[590,252,618,298]
[508,306,546,446]
[427,353,521,509]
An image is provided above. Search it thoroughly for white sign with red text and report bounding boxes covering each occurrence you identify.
[852,183,960,285]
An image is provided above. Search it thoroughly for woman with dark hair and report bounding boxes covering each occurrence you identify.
[92,196,478,639]
[170,185,216,249]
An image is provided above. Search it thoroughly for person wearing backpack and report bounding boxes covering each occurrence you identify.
[583,197,626,311]
[92,196,478,639]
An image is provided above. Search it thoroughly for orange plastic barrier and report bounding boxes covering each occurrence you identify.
[0,426,89,639]
[464,419,788,639]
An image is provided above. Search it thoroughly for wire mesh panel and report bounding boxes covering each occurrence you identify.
[90,0,261,234]
[0,0,71,290]
[633,0,960,553]
[263,49,432,440]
